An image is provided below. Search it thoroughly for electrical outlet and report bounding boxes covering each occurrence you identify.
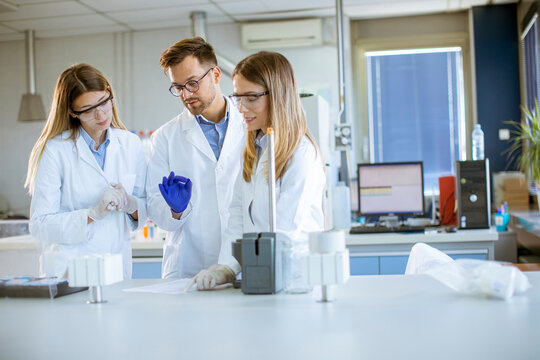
[334,123,352,149]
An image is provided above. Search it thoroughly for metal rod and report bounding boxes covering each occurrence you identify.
[189,11,235,77]
[321,284,336,302]
[335,0,350,185]
[268,127,277,232]
[335,0,346,124]
[87,285,107,304]
[25,30,36,95]
[190,11,207,40]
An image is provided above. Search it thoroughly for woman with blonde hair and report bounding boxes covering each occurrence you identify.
[25,63,147,279]
[189,51,325,290]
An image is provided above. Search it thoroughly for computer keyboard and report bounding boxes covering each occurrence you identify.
[350,224,428,234]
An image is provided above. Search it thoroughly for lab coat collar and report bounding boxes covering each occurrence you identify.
[73,127,121,179]
[179,109,217,163]
[217,97,245,166]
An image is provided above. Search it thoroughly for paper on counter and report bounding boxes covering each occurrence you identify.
[124,279,195,295]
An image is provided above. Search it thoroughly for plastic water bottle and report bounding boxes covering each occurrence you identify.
[472,124,484,161]
[332,182,352,230]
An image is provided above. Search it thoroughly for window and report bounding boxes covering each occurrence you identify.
[521,15,539,111]
[365,47,466,194]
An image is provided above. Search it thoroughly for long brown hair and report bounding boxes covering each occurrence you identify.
[233,51,321,182]
[24,63,126,194]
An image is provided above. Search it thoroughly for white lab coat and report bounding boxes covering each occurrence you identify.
[219,135,325,273]
[30,128,147,279]
[146,99,245,278]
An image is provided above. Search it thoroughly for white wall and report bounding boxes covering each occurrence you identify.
[0,21,340,215]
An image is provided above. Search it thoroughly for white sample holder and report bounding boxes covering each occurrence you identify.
[308,230,350,302]
[68,253,124,304]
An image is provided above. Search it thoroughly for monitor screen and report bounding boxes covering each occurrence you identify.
[357,162,425,216]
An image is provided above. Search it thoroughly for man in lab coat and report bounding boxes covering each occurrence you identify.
[147,37,244,281]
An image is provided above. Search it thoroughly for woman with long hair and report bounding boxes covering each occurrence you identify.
[25,63,147,279]
[189,51,325,290]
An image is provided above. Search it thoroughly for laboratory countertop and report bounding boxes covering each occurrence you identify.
[1,228,499,252]
[0,273,538,360]
[346,227,498,246]
[0,234,164,251]
[510,211,540,229]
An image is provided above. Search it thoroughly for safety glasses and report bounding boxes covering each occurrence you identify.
[71,92,114,122]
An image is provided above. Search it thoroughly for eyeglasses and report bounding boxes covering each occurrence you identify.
[169,67,214,97]
[71,92,114,122]
[229,91,269,109]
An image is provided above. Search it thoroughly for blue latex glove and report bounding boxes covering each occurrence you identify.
[158,171,192,214]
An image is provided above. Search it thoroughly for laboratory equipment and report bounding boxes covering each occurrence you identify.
[68,253,123,304]
[357,162,425,217]
[232,128,285,294]
[472,124,485,161]
[308,230,350,302]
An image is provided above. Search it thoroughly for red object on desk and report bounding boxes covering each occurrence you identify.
[439,175,457,226]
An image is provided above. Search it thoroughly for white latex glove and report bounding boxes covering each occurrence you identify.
[88,188,121,221]
[184,264,235,291]
[111,183,138,214]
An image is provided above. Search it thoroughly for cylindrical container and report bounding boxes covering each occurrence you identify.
[143,224,148,240]
[332,182,351,230]
[472,124,485,160]
[283,239,312,294]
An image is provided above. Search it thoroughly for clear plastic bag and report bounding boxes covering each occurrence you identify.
[425,259,532,300]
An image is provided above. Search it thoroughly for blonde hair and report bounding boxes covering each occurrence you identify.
[232,51,321,182]
[25,63,126,194]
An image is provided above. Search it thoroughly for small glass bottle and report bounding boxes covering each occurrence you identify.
[472,124,485,161]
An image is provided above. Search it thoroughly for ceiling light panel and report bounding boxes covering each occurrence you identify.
[233,8,334,21]
[261,0,331,13]
[38,24,127,38]
[127,15,230,31]
[5,13,119,31]
[0,23,16,33]
[78,0,207,13]
[8,0,70,4]
[346,0,447,19]
[108,4,221,24]
[0,1,92,21]
[217,1,271,16]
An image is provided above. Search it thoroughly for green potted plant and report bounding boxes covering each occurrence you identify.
[506,102,540,208]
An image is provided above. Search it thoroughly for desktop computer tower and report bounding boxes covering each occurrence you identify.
[456,159,491,229]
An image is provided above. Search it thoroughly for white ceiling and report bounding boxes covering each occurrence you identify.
[0,0,518,41]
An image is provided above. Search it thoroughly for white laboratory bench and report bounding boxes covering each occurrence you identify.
[1,229,499,278]
[0,234,165,277]
[0,272,538,360]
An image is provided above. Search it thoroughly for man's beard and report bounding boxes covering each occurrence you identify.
[183,90,216,116]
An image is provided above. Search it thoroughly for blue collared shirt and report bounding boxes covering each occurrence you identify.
[195,98,230,160]
[80,127,110,170]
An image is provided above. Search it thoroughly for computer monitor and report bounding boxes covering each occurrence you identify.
[357,162,425,217]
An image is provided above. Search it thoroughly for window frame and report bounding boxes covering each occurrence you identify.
[353,33,474,170]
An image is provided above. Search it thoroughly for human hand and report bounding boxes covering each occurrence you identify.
[184,264,235,291]
[111,183,138,214]
[88,188,121,221]
[158,171,192,214]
